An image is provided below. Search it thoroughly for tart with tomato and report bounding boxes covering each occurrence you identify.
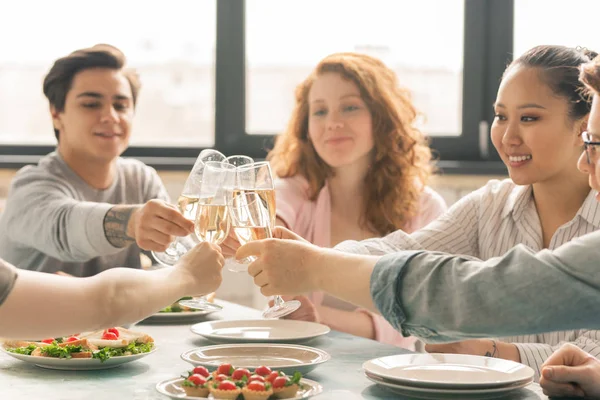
[253,365,272,377]
[208,379,242,399]
[271,372,302,399]
[181,373,210,398]
[231,367,251,382]
[241,380,273,400]
[212,363,234,379]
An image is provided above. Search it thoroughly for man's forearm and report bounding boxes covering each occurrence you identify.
[313,249,381,312]
[97,267,191,329]
[103,205,138,248]
[0,267,191,339]
[372,232,600,341]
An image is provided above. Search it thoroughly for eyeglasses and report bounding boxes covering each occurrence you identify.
[583,131,600,164]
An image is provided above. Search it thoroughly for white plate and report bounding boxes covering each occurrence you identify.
[142,310,216,324]
[366,372,532,399]
[0,346,157,370]
[180,343,330,375]
[155,376,323,399]
[190,320,330,343]
[363,353,534,389]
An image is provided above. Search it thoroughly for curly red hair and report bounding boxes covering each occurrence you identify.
[267,52,434,235]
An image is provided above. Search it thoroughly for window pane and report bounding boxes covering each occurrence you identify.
[0,0,215,147]
[514,0,600,58]
[246,0,464,137]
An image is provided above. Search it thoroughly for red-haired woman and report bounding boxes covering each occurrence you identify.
[267,52,447,349]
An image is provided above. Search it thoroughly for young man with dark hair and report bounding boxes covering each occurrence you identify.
[0,44,193,276]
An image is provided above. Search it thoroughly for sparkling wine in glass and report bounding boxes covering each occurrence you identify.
[151,150,226,267]
[179,161,235,312]
[229,163,301,319]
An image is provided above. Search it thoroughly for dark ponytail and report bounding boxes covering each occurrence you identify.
[506,45,596,120]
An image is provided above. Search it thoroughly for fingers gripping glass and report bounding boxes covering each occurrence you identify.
[229,183,300,319]
[179,161,236,312]
[151,150,226,267]
[583,131,600,164]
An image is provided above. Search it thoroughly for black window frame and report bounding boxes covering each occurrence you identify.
[0,0,513,174]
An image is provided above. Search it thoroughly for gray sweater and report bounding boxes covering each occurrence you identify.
[0,152,169,276]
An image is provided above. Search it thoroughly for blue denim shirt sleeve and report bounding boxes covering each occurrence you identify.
[370,231,600,343]
[370,251,419,336]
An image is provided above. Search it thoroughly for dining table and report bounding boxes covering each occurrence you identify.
[0,300,569,399]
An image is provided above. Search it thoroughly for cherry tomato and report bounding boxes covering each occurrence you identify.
[214,374,229,382]
[266,371,281,384]
[217,363,233,376]
[218,380,237,391]
[249,375,265,383]
[192,366,210,377]
[41,338,55,344]
[273,376,290,389]
[247,381,266,392]
[187,374,206,386]
[231,368,251,381]
[106,328,119,338]
[254,365,272,376]
[101,332,118,340]
[65,336,79,343]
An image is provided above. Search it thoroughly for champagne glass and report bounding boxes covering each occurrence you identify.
[179,161,235,311]
[224,155,254,272]
[230,163,300,319]
[151,149,226,267]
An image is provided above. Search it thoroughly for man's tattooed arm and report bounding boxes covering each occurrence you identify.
[103,206,138,248]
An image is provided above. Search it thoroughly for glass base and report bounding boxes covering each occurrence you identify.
[152,240,190,267]
[263,300,301,319]
[179,298,224,312]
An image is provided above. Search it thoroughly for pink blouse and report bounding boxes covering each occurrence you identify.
[275,175,448,349]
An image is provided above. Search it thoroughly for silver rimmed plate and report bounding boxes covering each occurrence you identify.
[366,371,532,399]
[180,343,330,375]
[190,319,330,343]
[363,353,534,389]
[156,376,323,399]
[0,346,157,370]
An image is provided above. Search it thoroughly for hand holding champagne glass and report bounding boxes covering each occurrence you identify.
[179,161,235,311]
[151,150,226,267]
[229,162,300,319]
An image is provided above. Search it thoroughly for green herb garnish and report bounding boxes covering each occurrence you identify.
[41,344,83,359]
[288,372,302,386]
[6,344,37,355]
[182,379,196,387]
[92,342,154,363]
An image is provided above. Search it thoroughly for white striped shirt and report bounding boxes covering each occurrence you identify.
[336,179,600,379]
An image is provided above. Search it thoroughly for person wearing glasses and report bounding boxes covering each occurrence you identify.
[239,45,600,380]
[0,45,193,277]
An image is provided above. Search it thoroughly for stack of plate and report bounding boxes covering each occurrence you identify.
[363,353,534,399]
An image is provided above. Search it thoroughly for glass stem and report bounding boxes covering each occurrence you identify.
[274,295,284,307]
